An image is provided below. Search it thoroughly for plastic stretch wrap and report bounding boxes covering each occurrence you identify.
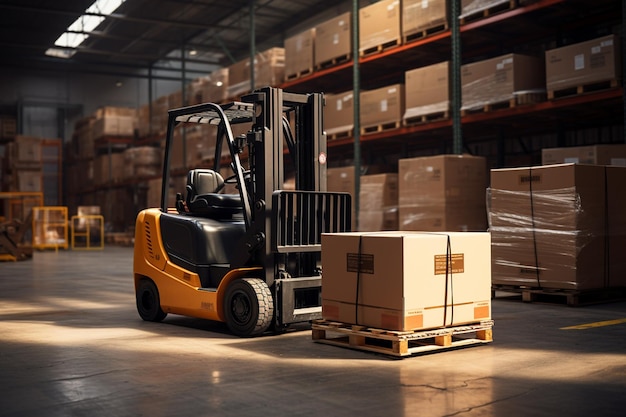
[403,101,449,120]
[459,0,511,19]
[489,186,607,290]
[403,0,447,35]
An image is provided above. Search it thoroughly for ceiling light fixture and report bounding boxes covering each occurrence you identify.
[45,0,126,59]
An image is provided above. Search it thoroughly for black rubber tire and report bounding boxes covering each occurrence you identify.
[136,279,167,322]
[224,278,274,337]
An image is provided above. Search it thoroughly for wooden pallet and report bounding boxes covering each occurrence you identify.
[548,79,619,100]
[312,320,494,357]
[493,285,626,306]
[460,0,517,24]
[461,91,545,116]
[285,68,313,81]
[403,111,449,126]
[315,54,351,71]
[360,38,401,57]
[361,120,400,135]
[403,23,449,44]
[327,129,353,141]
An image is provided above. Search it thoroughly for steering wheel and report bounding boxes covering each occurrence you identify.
[216,169,251,193]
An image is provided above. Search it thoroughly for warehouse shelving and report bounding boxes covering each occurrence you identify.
[280,0,624,165]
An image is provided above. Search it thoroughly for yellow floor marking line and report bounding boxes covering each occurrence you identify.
[561,318,626,330]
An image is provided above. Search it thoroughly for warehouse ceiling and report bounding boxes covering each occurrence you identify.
[0,0,350,80]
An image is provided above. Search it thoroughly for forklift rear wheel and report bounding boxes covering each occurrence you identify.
[136,279,167,322]
[224,278,273,337]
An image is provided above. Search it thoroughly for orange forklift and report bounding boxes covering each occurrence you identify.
[133,87,351,336]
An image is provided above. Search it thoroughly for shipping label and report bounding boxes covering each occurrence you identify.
[434,253,465,275]
[347,253,374,274]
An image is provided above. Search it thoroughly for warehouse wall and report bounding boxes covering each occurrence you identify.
[0,69,183,141]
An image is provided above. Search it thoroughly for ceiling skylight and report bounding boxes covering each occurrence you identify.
[46,0,126,58]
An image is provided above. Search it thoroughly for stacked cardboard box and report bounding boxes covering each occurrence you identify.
[398,154,487,231]
[360,84,404,131]
[0,116,16,140]
[123,146,162,180]
[359,174,398,232]
[227,47,285,99]
[4,136,43,192]
[542,144,626,166]
[93,152,125,186]
[402,0,447,40]
[489,163,626,290]
[545,34,619,94]
[404,61,449,123]
[314,12,351,67]
[324,90,354,137]
[92,106,137,139]
[327,166,356,230]
[461,53,545,111]
[321,231,492,331]
[202,68,229,104]
[359,0,401,54]
[285,28,315,79]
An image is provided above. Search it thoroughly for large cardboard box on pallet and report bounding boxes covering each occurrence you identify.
[359,173,398,231]
[321,231,492,331]
[360,0,401,54]
[461,53,545,111]
[545,34,620,94]
[324,90,354,137]
[398,154,487,231]
[360,84,404,132]
[606,167,626,287]
[285,28,315,79]
[542,144,626,166]
[404,61,450,123]
[489,164,611,290]
[314,12,351,67]
[403,0,447,40]
[9,136,42,166]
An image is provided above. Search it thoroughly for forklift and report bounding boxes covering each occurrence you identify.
[133,86,351,336]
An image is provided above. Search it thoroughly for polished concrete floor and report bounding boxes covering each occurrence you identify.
[1,246,625,417]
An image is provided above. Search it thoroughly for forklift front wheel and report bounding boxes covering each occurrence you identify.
[136,279,167,322]
[224,278,274,337]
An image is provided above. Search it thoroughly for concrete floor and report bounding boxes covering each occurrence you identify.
[1,246,625,417]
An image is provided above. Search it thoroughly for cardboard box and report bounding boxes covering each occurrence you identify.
[11,136,42,165]
[460,0,515,18]
[285,28,315,77]
[403,0,447,38]
[461,53,545,111]
[404,61,449,121]
[545,34,619,92]
[359,173,398,231]
[15,169,42,192]
[398,154,487,231]
[542,144,626,166]
[123,146,161,179]
[92,115,136,138]
[321,231,492,331]
[203,68,229,103]
[327,166,357,230]
[227,47,285,99]
[489,164,608,290]
[315,12,351,66]
[324,90,354,136]
[360,84,404,129]
[360,0,401,53]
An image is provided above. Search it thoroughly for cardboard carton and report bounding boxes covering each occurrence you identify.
[461,53,545,111]
[359,174,398,231]
[321,231,492,331]
[541,144,626,166]
[398,154,487,231]
[285,28,315,77]
[324,90,354,136]
[403,0,447,38]
[545,34,619,92]
[314,12,351,66]
[404,61,450,121]
[360,84,404,129]
[489,164,608,290]
[360,0,401,53]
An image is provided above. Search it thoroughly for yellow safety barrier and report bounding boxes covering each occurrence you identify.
[32,206,69,251]
[71,215,105,250]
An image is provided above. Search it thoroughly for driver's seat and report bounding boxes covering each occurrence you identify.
[185,169,242,218]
